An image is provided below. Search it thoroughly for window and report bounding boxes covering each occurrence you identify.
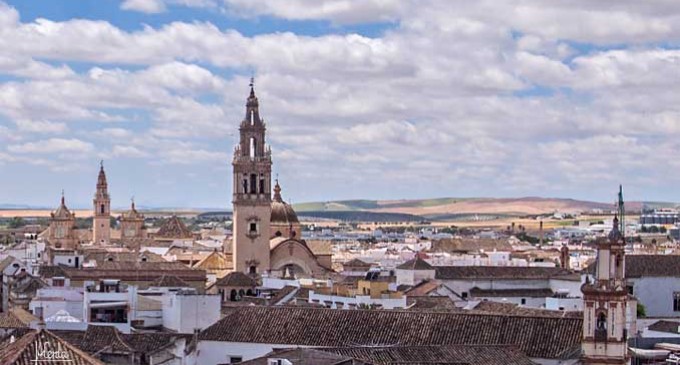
[242,176,248,194]
[597,313,607,330]
[259,174,264,194]
[520,298,526,305]
[100,204,105,214]
[249,266,257,275]
[53,278,65,287]
[627,285,634,295]
[673,292,680,312]
[230,356,242,364]
[250,174,257,193]
[249,223,257,234]
[461,292,468,300]
[249,137,256,158]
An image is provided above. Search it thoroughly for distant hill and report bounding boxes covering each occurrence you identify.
[294,197,665,217]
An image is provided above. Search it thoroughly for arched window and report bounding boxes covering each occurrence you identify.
[100,204,105,214]
[246,289,253,296]
[275,231,282,237]
[249,266,257,275]
[597,313,607,330]
[239,289,245,298]
[249,137,256,158]
[230,289,237,301]
[259,174,264,194]
[250,174,257,194]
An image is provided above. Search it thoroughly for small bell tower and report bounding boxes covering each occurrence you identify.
[581,187,630,364]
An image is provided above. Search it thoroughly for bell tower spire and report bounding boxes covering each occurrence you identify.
[231,81,272,275]
[93,161,111,245]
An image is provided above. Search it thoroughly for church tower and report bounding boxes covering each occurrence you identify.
[581,188,630,364]
[92,161,111,245]
[231,81,272,275]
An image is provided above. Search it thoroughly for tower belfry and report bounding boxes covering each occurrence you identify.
[581,187,631,365]
[231,81,272,274]
[93,161,111,244]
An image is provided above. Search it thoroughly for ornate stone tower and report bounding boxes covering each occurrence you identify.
[48,192,77,249]
[92,161,111,245]
[581,189,629,364]
[120,199,146,240]
[231,81,272,275]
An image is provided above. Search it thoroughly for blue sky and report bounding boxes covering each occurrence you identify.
[1,0,680,209]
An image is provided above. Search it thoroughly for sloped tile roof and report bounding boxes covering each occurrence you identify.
[324,345,537,365]
[342,258,372,269]
[214,272,257,287]
[150,274,189,288]
[397,257,434,270]
[199,306,582,359]
[54,325,133,354]
[38,265,68,278]
[239,348,354,365]
[0,329,104,365]
[155,216,193,239]
[0,310,30,329]
[405,296,460,312]
[435,266,578,281]
[469,287,554,298]
[472,301,582,319]
[586,254,680,278]
[61,261,206,282]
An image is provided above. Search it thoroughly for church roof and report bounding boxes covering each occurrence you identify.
[121,200,144,220]
[51,194,75,220]
[271,181,299,225]
[155,216,193,239]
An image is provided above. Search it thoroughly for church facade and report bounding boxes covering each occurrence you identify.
[229,84,330,278]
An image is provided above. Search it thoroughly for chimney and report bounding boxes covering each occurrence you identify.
[539,220,544,245]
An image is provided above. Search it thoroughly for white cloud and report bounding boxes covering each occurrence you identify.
[120,0,166,13]
[14,119,67,133]
[8,138,94,154]
[3,1,680,203]
[112,145,149,158]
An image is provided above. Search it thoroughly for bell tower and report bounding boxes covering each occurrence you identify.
[581,187,630,364]
[93,161,111,245]
[231,80,272,274]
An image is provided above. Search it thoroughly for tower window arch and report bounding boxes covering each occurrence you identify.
[100,204,105,214]
[597,313,607,330]
[250,174,257,194]
[250,137,256,159]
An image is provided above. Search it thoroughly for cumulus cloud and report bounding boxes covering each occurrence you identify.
[2,1,680,204]
[8,138,94,154]
[120,0,166,13]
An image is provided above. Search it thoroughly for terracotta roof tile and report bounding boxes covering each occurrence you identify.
[397,257,434,270]
[325,345,537,365]
[0,329,104,365]
[214,272,257,287]
[469,287,554,298]
[199,306,582,359]
[586,254,680,278]
[435,266,577,281]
